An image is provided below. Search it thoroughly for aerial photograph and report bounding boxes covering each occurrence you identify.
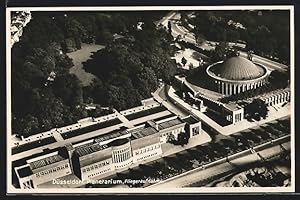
[7,7,293,192]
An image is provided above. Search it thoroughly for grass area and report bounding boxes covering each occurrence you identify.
[67,43,105,86]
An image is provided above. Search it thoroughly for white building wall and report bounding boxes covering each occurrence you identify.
[132,143,162,163]
[32,162,72,186]
[81,158,113,181]
[159,126,185,143]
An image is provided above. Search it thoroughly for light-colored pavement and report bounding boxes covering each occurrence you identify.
[114,109,134,128]
[162,131,212,157]
[153,86,189,117]
[167,86,290,136]
[52,131,65,142]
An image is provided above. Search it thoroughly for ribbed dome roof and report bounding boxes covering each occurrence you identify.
[210,56,265,81]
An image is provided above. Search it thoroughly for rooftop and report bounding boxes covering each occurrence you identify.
[29,154,66,170]
[157,118,184,130]
[209,56,266,81]
[18,166,33,178]
[223,103,243,111]
[94,129,128,143]
[75,143,109,157]
[129,126,158,140]
[108,138,129,146]
[181,115,199,124]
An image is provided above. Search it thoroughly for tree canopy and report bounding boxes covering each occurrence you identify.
[190,10,290,64]
[12,11,175,136]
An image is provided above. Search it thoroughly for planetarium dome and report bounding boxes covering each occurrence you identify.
[204,56,269,96]
[209,56,265,81]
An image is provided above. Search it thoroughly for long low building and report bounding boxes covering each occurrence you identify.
[14,115,202,188]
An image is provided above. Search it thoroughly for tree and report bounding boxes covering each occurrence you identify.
[245,99,268,120]
[52,74,83,106]
[13,115,39,137]
[211,42,229,62]
[167,21,172,35]
[181,57,187,66]
[177,131,190,146]
[269,70,289,89]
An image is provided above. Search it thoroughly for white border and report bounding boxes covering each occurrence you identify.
[6,5,295,194]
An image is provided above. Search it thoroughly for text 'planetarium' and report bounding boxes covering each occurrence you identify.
[206,56,269,96]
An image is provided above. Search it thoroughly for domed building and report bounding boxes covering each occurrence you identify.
[206,56,269,95]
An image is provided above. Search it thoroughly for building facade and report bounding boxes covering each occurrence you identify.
[14,115,202,188]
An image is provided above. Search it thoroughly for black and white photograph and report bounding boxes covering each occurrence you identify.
[6,6,295,193]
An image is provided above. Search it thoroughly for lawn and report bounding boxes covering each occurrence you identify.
[67,43,105,86]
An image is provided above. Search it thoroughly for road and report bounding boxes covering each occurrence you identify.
[159,12,289,72]
[148,135,290,188]
[155,85,189,117]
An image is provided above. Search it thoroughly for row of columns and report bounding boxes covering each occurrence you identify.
[215,79,267,96]
[264,91,290,106]
[112,149,132,163]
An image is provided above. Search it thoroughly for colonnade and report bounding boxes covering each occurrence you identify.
[263,90,290,106]
[215,79,267,96]
[112,146,132,163]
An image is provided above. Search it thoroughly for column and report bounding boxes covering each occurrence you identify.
[221,82,224,94]
[232,112,235,124]
[233,84,236,94]
[229,83,232,95]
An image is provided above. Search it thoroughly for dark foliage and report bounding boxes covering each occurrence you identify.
[12,11,175,137]
[190,10,290,64]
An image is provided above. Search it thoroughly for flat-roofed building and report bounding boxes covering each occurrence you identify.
[129,124,162,163]
[72,142,113,182]
[14,115,203,188]
[181,115,202,138]
[156,116,186,143]
[222,103,244,124]
[15,150,72,188]
[109,138,133,170]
